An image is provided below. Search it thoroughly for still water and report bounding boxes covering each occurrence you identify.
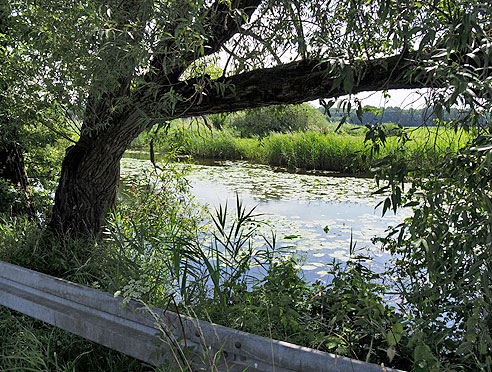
[121,152,411,282]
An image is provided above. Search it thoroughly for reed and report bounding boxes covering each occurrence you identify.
[134,122,472,174]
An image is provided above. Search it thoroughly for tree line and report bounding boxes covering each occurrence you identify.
[319,106,482,127]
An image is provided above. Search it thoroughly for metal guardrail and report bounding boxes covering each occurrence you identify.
[0,260,406,372]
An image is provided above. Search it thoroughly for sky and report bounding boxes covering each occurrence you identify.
[312,88,431,110]
[356,89,430,108]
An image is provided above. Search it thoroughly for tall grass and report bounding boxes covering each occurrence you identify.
[133,121,472,174]
[260,127,471,173]
[186,130,260,160]
[0,217,156,371]
[379,126,472,172]
[261,131,369,172]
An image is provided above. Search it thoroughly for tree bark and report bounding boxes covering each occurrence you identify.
[169,54,426,118]
[46,0,152,237]
[48,110,143,237]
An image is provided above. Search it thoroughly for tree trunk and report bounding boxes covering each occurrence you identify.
[48,110,143,237]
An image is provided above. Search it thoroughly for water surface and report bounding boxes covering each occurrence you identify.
[121,153,411,282]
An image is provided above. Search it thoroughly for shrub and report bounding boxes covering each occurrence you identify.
[375,134,492,371]
[228,103,329,138]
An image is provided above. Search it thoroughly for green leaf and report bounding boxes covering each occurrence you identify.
[284,234,299,240]
[382,197,391,216]
[392,322,404,334]
[419,29,436,51]
[387,332,401,346]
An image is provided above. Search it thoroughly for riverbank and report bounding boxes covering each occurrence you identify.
[131,121,472,175]
[0,138,485,371]
[0,115,481,372]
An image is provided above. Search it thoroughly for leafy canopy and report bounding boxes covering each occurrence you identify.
[3,0,491,126]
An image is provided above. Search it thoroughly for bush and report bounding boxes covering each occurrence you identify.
[228,103,329,138]
[376,134,492,371]
[309,261,410,366]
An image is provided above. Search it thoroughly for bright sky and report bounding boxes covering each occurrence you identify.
[356,89,430,108]
[312,89,431,110]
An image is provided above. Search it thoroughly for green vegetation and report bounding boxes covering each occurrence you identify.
[0,216,155,371]
[2,139,491,371]
[229,104,329,137]
[132,112,473,175]
[0,163,410,370]
[2,0,488,238]
[373,136,492,371]
[1,0,492,371]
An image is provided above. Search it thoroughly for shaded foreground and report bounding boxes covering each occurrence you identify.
[2,143,491,371]
[0,163,411,370]
[0,260,405,372]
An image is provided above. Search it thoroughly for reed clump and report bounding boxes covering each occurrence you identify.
[132,119,472,175]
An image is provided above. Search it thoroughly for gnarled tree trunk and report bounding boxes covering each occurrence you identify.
[48,109,143,237]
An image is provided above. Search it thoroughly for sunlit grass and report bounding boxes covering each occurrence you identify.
[131,120,473,174]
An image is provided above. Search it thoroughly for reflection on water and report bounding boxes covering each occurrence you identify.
[121,153,411,282]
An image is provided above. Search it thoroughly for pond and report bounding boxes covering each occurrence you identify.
[121,152,412,282]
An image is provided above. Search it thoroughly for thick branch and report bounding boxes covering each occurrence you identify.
[204,0,262,55]
[148,0,262,83]
[169,54,427,118]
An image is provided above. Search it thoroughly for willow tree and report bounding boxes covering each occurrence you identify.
[4,0,491,236]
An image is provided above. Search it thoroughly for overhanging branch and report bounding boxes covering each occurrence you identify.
[169,53,427,118]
